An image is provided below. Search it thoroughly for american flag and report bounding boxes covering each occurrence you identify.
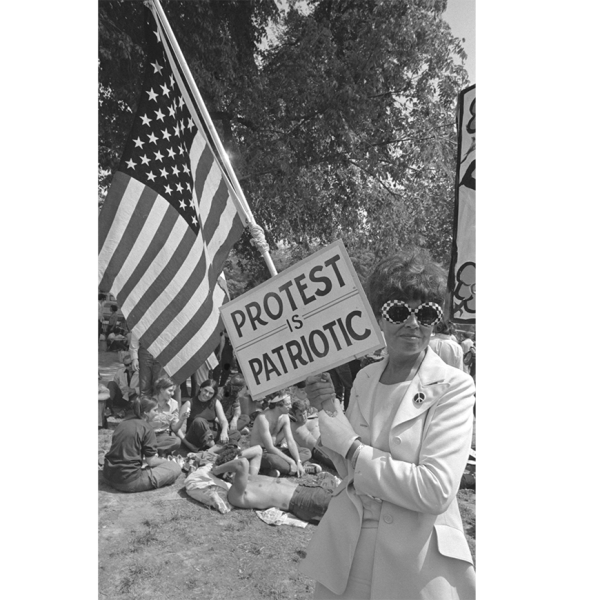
[98,5,247,384]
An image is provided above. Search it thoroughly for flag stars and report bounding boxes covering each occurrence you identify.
[162,128,172,141]
[172,165,180,177]
[176,183,183,193]
[154,150,164,162]
[191,215,198,226]
[168,105,176,118]
[167,147,176,159]
[160,83,171,97]
[182,164,190,174]
[179,146,186,157]
[164,185,173,195]
[155,108,165,122]
[140,114,152,126]
[169,74,175,88]
[133,137,145,148]
[147,88,158,102]
[147,171,156,182]
[140,154,150,166]
[179,199,186,210]
[151,61,163,74]
[178,96,184,109]
[126,159,136,169]
[160,167,169,178]
[148,132,158,144]
[154,28,160,42]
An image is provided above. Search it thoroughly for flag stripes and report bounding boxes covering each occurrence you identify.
[105,187,167,296]
[98,5,247,385]
[115,205,181,304]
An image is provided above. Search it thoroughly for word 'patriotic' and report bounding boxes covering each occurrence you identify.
[98,5,246,384]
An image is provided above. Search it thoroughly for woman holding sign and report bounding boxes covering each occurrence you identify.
[301,250,476,600]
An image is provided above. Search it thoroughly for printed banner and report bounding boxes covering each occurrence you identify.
[448,84,476,323]
[220,240,385,399]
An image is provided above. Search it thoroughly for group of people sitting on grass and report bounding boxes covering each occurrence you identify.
[102,369,331,496]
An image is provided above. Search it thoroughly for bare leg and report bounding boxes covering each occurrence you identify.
[239,445,263,475]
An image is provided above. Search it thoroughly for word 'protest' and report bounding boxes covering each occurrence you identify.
[220,241,385,399]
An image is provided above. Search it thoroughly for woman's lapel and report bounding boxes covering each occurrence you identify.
[390,349,450,429]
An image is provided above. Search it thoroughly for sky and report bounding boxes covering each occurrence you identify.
[443,0,476,84]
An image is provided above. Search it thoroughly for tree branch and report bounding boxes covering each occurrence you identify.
[347,159,402,197]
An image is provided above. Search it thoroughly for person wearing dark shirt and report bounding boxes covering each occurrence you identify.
[103,397,181,492]
[182,379,242,452]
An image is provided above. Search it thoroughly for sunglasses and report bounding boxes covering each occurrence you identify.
[124,362,132,367]
[381,300,443,327]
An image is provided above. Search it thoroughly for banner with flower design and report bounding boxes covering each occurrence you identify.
[448,84,475,323]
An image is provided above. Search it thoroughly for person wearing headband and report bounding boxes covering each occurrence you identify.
[301,249,476,600]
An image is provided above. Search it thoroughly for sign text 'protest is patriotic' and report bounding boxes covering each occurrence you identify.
[220,241,385,398]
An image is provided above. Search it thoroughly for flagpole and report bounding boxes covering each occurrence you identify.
[149,0,278,277]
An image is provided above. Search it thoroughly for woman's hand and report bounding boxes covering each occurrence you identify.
[180,401,191,421]
[318,397,359,457]
[295,460,305,478]
[219,430,229,444]
[305,373,336,412]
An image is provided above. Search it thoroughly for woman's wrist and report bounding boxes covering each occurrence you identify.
[349,442,364,470]
[345,437,362,460]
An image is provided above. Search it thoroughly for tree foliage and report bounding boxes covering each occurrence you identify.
[98,0,469,296]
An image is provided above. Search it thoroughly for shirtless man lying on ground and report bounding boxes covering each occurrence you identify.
[211,445,334,523]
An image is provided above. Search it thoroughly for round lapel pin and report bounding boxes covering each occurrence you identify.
[413,392,425,405]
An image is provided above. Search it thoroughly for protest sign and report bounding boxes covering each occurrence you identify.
[220,240,385,399]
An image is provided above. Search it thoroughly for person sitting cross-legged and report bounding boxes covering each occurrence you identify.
[249,392,319,478]
[150,376,188,456]
[211,445,334,523]
[103,397,181,493]
[182,379,242,453]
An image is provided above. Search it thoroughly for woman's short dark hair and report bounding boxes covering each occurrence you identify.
[153,376,175,396]
[366,250,447,319]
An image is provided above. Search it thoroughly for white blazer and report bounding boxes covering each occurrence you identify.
[300,349,476,599]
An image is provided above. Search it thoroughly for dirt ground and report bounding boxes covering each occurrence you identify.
[98,351,475,599]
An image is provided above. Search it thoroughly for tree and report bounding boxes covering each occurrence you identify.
[98,0,469,286]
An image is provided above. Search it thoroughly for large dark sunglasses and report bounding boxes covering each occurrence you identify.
[381,300,443,327]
